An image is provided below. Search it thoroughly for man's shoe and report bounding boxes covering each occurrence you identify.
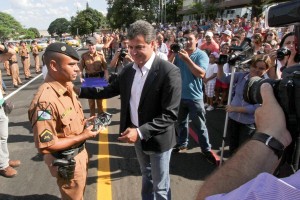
[203,151,220,166]
[0,166,17,178]
[172,144,188,153]
[9,160,21,168]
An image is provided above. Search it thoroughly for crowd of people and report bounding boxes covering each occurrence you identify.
[1,7,299,199]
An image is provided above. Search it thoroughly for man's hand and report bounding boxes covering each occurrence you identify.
[178,49,190,62]
[82,123,101,139]
[118,128,139,143]
[255,83,291,147]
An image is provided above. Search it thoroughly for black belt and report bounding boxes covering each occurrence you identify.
[52,142,85,159]
[8,60,18,64]
[85,72,104,78]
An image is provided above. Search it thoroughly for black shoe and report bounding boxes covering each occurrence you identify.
[172,144,188,153]
[13,85,19,88]
[203,151,220,166]
[25,77,30,80]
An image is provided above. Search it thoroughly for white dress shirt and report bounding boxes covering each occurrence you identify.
[130,52,155,139]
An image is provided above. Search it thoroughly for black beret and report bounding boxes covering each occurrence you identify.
[86,37,97,45]
[45,42,80,61]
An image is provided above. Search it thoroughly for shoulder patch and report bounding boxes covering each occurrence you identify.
[39,129,53,143]
[37,110,52,120]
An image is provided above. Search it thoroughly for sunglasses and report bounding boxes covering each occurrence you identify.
[267,33,273,36]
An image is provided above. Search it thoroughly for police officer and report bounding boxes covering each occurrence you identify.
[28,43,100,199]
[19,41,31,79]
[31,40,41,74]
[7,42,22,88]
[80,37,109,117]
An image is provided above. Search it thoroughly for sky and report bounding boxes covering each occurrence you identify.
[0,0,108,30]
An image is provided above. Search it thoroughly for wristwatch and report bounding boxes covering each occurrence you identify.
[251,132,285,159]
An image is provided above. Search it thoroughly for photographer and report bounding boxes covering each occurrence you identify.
[197,83,293,200]
[217,54,271,155]
[268,32,300,79]
[109,35,134,74]
[169,29,219,165]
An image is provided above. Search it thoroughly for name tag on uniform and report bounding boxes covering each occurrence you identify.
[37,110,51,120]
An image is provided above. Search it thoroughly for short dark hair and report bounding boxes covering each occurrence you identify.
[127,20,155,44]
[183,29,197,37]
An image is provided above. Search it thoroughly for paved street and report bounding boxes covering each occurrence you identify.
[0,51,228,200]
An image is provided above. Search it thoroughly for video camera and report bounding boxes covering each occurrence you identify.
[170,37,187,53]
[244,0,300,172]
[218,39,252,65]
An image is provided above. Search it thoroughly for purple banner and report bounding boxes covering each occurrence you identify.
[81,77,108,87]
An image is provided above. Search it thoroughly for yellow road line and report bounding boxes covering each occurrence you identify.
[97,100,112,200]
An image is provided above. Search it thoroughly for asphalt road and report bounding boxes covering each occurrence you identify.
[0,50,228,200]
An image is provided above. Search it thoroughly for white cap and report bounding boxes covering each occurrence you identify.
[205,31,213,38]
[222,30,232,37]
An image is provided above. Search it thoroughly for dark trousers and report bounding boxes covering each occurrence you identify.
[227,118,256,155]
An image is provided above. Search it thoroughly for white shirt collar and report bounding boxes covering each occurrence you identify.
[132,52,155,72]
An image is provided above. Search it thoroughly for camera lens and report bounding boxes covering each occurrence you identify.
[277,47,291,61]
[170,43,181,53]
[243,76,276,104]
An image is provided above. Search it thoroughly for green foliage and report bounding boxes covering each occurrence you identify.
[48,18,70,37]
[70,7,104,36]
[28,27,40,38]
[192,2,219,20]
[166,0,183,24]
[0,12,23,41]
[24,29,36,39]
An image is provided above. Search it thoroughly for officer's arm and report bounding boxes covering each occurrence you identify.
[0,44,15,63]
[39,127,98,154]
[79,56,85,78]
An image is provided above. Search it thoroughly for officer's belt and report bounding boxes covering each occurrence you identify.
[52,142,85,159]
[8,60,18,64]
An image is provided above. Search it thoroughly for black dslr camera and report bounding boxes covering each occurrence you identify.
[243,65,300,171]
[170,37,187,53]
[277,47,291,61]
[119,48,128,59]
[244,0,300,172]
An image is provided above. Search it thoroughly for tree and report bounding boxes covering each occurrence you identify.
[70,7,105,36]
[166,0,183,25]
[48,18,70,37]
[191,2,219,21]
[28,27,40,38]
[107,0,160,29]
[0,12,23,41]
[23,29,36,39]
